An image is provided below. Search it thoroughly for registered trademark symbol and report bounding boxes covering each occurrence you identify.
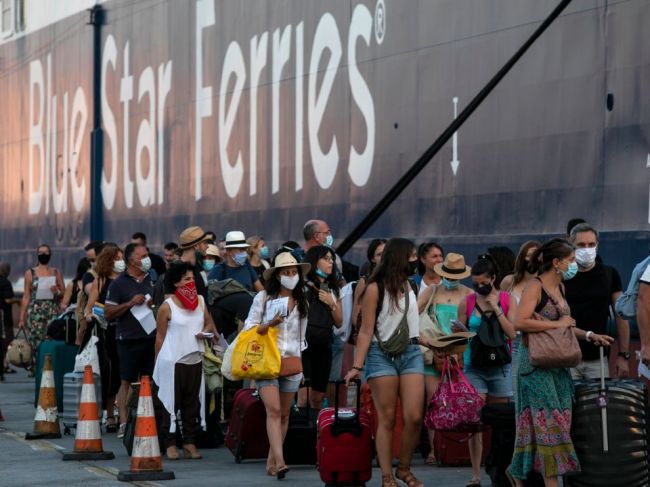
[375,0,386,44]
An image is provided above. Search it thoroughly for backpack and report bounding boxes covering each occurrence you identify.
[305,285,335,348]
[468,292,511,368]
[207,278,254,306]
[75,269,98,323]
[615,255,650,320]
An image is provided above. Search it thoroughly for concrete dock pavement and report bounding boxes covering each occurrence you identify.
[0,368,490,486]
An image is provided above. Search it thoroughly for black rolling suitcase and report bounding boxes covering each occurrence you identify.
[566,347,649,487]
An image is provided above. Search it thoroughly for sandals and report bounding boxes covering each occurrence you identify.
[466,479,482,487]
[266,465,278,476]
[276,465,290,480]
[166,446,180,460]
[183,445,202,459]
[425,451,437,465]
[382,474,399,487]
[105,418,118,433]
[395,465,424,487]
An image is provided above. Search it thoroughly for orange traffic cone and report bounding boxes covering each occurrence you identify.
[25,353,61,440]
[117,376,174,482]
[62,365,115,460]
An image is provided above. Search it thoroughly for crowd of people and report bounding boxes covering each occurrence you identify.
[0,216,641,487]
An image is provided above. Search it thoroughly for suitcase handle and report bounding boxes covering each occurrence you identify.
[332,379,362,436]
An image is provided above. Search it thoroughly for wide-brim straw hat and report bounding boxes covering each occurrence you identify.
[428,332,476,356]
[224,230,250,249]
[434,252,471,280]
[263,251,310,282]
[179,226,211,250]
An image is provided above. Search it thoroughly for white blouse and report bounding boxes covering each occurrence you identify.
[373,286,420,342]
[243,291,308,358]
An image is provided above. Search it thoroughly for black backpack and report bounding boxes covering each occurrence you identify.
[469,302,511,367]
[305,285,335,348]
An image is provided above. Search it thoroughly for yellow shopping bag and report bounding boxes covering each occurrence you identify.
[230,326,281,380]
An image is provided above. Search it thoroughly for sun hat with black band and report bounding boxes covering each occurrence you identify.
[179,226,211,250]
[433,252,471,280]
[224,230,250,249]
[263,251,310,282]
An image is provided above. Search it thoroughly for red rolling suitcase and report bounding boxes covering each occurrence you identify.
[318,379,373,486]
[225,388,270,462]
[434,428,491,467]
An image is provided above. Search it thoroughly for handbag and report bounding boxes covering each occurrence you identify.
[74,334,102,376]
[526,325,581,368]
[374,282,412,357]
[280,356,303,377]
[7,328,32,368]
[424,356,485,432]
[525,281,582,368]
[419,285,442,364]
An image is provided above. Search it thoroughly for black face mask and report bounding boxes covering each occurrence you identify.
[408,261,418,275]
[473,283,492,296]
[38,253,51,265]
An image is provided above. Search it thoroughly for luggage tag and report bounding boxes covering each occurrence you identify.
[596,391,608,408]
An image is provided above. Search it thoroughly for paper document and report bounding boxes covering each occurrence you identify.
[131,294,156,334]
[35,276,56,300]
[264,297,289,321]
[637,351,650,380]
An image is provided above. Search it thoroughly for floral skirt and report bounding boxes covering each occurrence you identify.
[508,344,580,479]
[27,299,59,354]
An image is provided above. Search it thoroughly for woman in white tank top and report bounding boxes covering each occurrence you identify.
[345,238,426,487]
[153,262,218,460]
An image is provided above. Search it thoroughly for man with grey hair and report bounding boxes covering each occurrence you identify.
[565,222,630,379]
[303,219,333,251]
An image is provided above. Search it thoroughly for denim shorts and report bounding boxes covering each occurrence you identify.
[256,373,302,393]
[365,343,424,380]
[464,363,512,397]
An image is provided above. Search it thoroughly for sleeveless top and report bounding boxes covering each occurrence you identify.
[153,296,206,432]
[373,286,419,342]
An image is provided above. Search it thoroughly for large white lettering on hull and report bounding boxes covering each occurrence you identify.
[29,54,88,215]
[194,0,384,200]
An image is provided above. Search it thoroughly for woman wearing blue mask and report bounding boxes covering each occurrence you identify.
[246,235,271,284]
[507,239,612,487]
[416,252,472,465]
[297,245,343,409]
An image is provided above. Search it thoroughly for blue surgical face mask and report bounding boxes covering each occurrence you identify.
[561,262,579,281]
[259,246,269,260]
[233,252,247,266]
[203,260,215,272]
[441,277,459,290]
[315,268,329,279]
[325,234,334,247]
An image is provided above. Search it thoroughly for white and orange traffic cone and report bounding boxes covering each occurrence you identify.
[25,353,61,440]
[62,365,114,461]
[117,376,174,482]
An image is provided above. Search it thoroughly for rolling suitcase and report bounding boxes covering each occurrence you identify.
[434,428,491,467]
[360,383,403,459]
[225,388,269,462]
[60,371,102,435]
[317,379,372,486]
[34,340,77,410]
[283,388,318,465]
[566,348,649,487]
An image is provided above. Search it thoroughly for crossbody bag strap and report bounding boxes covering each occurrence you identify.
[373,282,410,345]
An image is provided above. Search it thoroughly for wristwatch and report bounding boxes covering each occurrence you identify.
[617,351,630,360]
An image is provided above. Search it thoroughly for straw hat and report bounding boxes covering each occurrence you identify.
[224,231,250,249]
[428,332,476,356]
[206,244,222,261]
[179,226,211,250]
[433,252,471,280]
[263,251,310,282]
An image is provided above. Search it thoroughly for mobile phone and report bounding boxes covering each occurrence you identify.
[450,319,469,332]
[199,332,214,338]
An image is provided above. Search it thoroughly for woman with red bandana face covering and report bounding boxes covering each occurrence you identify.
[153,261,218,460]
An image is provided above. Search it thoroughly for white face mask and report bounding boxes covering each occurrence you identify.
[113,260,126,273]
[280,274,299,290]
[575,247,597,267]
[140,256,152,272]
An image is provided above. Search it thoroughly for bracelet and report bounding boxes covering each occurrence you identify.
[585,331,594,342]
[352,365,363,372]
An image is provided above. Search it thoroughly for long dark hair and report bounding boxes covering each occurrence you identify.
[417,241,444,275]
[487,246,515,288]
[304,246,340,298]
[365,238,387,276]
[265,252,308,319]
[529,238,574,275]
[512,240,541,285]
[74,258,91,281]
[368,238,415,310]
